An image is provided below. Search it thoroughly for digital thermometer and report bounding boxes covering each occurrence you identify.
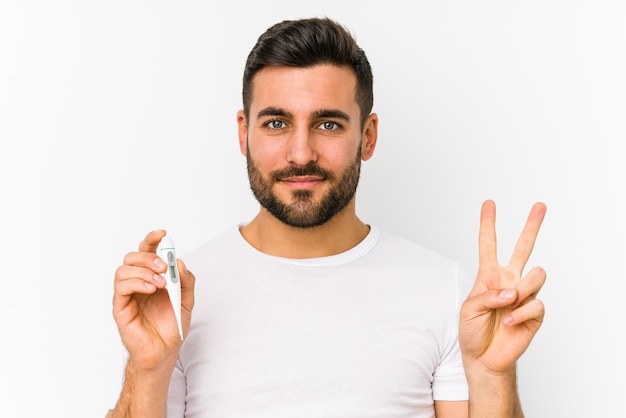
[157,235,184,341]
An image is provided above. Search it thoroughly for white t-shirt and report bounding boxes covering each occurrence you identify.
[166,225,473,418]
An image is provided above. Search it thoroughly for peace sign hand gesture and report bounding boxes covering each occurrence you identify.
[459,200,547,376]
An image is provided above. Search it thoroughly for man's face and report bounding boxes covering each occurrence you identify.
[238,64,374,228]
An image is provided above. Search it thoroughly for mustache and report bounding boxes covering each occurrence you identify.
[269,163,336,182]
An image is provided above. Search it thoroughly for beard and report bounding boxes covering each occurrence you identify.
[246,145,362,229]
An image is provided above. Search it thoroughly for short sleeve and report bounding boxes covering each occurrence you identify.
[432,265,473,401]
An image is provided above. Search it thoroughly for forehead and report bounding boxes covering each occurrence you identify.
[249,64,359,117]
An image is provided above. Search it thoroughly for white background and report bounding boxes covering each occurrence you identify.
[1,1,625,417]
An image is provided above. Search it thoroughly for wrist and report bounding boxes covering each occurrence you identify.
[462,358,517,382]
[127,350,178,375]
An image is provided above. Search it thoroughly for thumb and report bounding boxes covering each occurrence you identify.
[178,259,195,307]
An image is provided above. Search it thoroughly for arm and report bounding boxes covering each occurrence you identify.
[108,230,195,418]
[458,200,547,418]
[108,357,177,418]
[463,364,523,418]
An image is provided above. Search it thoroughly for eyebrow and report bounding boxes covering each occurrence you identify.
[313,109,351,122]
[255,107,351,122]
[256,107,291,119]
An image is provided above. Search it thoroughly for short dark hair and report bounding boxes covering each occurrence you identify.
[242,17,374,128]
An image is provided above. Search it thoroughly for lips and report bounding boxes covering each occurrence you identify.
[282,176,324,182]
[270,164,335,184]
[280,176,325,188]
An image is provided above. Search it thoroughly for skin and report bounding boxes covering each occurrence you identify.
[108,63,546,418]
[236,64,378,258]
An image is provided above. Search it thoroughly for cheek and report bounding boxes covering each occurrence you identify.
[325,143,361,167]
[248,141,284,171]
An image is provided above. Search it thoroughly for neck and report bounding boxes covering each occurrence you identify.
[239,199,369,258]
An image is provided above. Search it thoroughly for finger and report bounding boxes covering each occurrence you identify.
[112,279,162,331]
[123,250,168,274]
[463,288,518,317]
[112,267,162,313]
[502,298,545,327]
[178,260,195,310]
[113,265,166,301]
[115,276,160,297]
[117,264,167,289]
[478,200,498,267]
[178,260,195,290]
[513,266,546,308]
[508,202,547,274]
[138,229,167,253]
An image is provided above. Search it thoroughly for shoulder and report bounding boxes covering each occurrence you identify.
[374,227,458,267]
[371,227,474,295]
[179,224,243,270]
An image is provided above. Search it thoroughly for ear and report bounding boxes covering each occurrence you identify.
[237,109,248,156]
[360,112,378,161]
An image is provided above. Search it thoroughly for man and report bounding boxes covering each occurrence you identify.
[108,17,547,417]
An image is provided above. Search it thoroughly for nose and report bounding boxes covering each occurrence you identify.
[286,127,317,167]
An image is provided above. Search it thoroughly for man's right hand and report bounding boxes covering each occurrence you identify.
[112,229,195,371]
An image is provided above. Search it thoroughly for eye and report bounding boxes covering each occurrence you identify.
[264,119,285,130]
[318,121,340,131]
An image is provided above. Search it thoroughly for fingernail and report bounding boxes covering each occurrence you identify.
[499,289,516,299]
[503,315,514,325]
[154,258,166,269]
[154,274,165,285]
